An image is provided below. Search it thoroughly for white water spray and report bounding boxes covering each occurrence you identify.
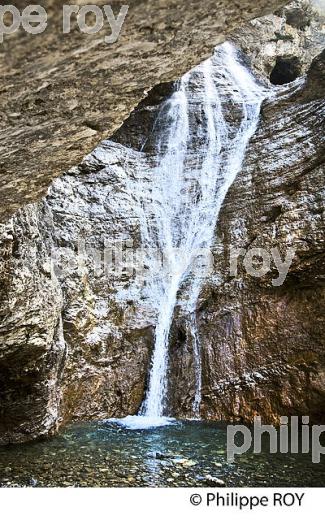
[115,42,268,429]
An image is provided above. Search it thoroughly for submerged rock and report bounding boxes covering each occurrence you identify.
[201,475,226,487]
[172,458,198,467]
[154,452,173,460]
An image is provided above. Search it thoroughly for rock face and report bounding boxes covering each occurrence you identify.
[0,144,156,442]
[232,0,325,80]
[169,1,325,423]
[191,66,325,424]
[0,207,65,443]
[0,1,324,443]
[0,0,288,222]
[43,147,156,424]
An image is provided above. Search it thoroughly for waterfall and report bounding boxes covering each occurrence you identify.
[114,42,268,429]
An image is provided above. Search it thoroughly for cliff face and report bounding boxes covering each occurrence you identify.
[0,208,65,443]
[0,0,288,223]
[183,60,325,423]
[0,144,157,443]
[169,2,325,422]
[0,1,324,443]
[232,0,325,79]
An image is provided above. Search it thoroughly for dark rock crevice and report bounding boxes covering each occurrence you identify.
[270,56,302,84]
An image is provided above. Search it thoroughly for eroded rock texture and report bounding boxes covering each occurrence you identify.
[170,1,325,423]
[0,1,324,443]
[0,0,288,223]
[0,208,65,443]
[189,60,325,424]
[232,0,325,80]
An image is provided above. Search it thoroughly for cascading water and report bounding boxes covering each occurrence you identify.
[114,42,269,429]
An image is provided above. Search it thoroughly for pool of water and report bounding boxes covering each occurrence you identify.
[0,420,324,487]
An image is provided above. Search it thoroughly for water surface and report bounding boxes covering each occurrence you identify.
[0,420,324,487]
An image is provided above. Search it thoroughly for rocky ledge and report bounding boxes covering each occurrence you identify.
[0,0,288,222]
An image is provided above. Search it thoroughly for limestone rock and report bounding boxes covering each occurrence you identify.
[0,0,288,222]
[231,0,325,81]
[0,207,65,443]
[195,51,325,423]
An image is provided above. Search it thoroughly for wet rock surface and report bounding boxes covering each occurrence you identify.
[1,144,156,443]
